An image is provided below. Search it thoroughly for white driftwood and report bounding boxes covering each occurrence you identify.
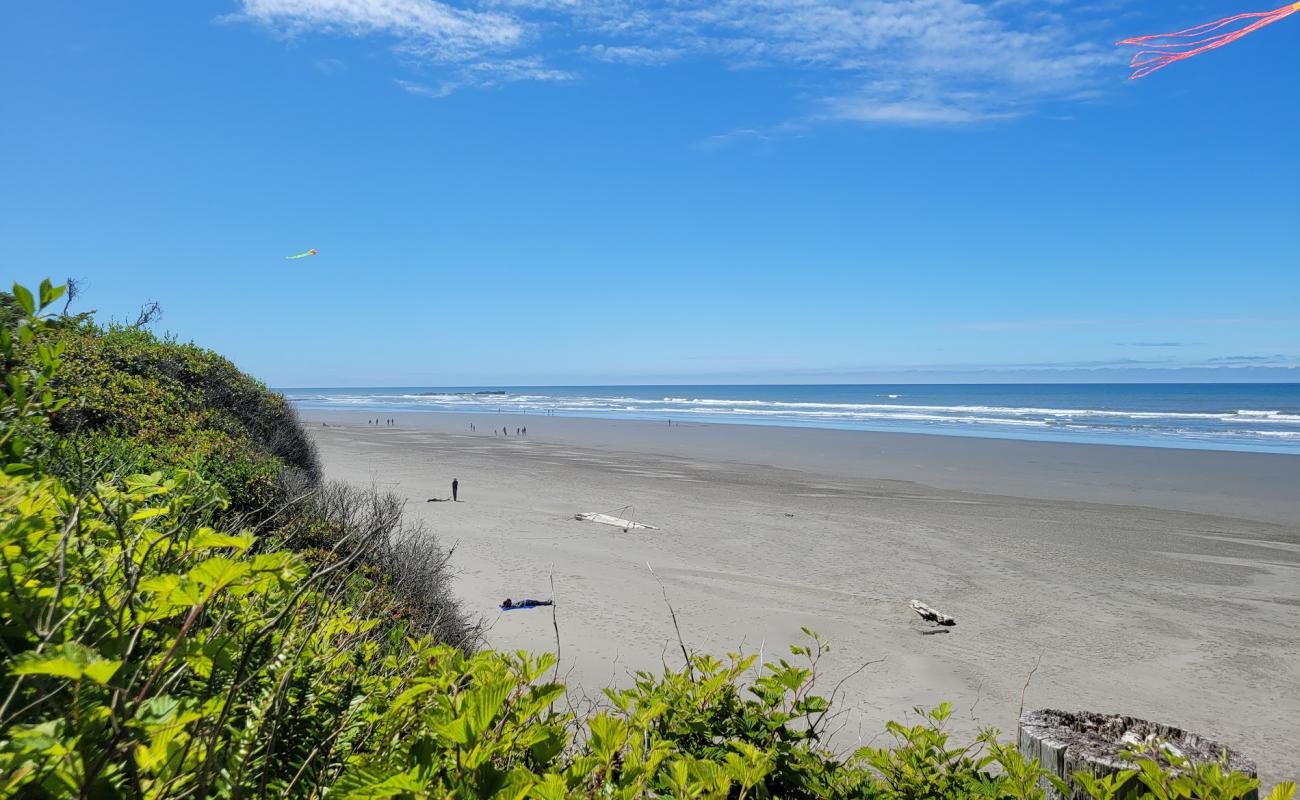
[574,513,659,531]
[910,600,956,626]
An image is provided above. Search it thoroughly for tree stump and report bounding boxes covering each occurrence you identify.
[1017,709,1257,800]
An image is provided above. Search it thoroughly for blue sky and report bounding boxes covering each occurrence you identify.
[2,0,1297,386]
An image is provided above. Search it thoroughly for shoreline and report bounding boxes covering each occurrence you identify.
[283,382,1300,457]
[302,409,1300,526]
[305,409,1299,778]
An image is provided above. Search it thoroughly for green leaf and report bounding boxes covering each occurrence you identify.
[433,715,475,747]
[125,472,165,490]
[83,659,124,685]
[38,280,65,309]
[333,768,425,799]
[190,530,254,551]
[12,283,35,315]
[467,677,513,737]
[10,643,122,685]
[130,507,168,522]
[188,557,250,594]
[11,654,83,681]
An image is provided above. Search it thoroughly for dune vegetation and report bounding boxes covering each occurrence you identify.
[0,281,1292,799]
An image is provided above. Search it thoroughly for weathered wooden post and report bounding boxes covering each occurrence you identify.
[1017,709,1257,800]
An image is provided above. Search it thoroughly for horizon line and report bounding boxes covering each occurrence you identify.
[275,379,1300,389]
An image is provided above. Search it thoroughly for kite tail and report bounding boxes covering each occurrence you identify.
[1117,2,1300,79]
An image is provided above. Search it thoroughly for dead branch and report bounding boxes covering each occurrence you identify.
[1018,651,1044,719]
[133,300,162,328]
[646,561,692,679]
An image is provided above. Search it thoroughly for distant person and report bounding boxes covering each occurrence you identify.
[522,426,526,435]
[452,478,459,502]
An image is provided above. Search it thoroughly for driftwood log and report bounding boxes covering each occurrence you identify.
[1018,709,1257,800]
[909,600,956,626]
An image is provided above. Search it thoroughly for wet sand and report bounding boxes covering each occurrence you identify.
[305,411,1300,779]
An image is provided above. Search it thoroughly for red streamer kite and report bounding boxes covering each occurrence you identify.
[1118,2,1300,78]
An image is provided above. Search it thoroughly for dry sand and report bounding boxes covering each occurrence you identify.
[305,411,1300,780]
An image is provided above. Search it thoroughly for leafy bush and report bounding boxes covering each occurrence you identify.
[1,281,1293,799]
[23,309,319,517]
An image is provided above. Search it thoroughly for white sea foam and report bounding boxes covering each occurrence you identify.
[285,388,1300,452]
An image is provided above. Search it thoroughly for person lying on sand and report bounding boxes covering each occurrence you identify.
[500,598,552,610]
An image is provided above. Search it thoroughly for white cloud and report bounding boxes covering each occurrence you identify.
[395,77,457,97]
[580,43,682,65]
[230,0,1130,123]
[313,55,348,73]
[958,318,1267,333]
[396,57,571,97]
[231,0,523,60]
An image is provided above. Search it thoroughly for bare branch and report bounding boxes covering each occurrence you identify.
[133,300,162,328]
[646,561,692,678]
[1018,652,1045,720]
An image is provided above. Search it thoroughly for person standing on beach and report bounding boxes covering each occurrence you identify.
[452,478,459,502]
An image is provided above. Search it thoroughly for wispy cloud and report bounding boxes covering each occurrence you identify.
[229,0,1128,117]
[229,0,523,61]
[1118,341,1199,348]
[395,77,457,98]
[1208,354,1292,364]
[958,318,1263,333]
[312,56,347,74]
[396,56,571,96]
[579,43,682,65]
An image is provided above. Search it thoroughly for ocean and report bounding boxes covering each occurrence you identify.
[283,383,1300,454]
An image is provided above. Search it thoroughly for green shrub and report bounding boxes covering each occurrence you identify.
[29,313,318,518]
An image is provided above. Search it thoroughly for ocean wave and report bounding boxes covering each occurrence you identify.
[285,388,1300,452]
[642,396,1300,424]
[292,392,1300,426]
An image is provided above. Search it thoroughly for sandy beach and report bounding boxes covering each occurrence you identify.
[305,411,1300,779]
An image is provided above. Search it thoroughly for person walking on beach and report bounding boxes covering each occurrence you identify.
[452,478,459,502]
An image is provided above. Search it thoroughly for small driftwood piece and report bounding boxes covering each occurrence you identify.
[910,600,956,626]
